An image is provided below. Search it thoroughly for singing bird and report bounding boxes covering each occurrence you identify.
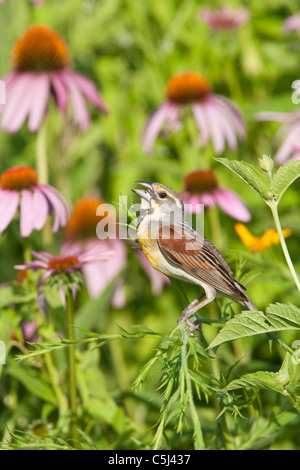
[132,181,256,335]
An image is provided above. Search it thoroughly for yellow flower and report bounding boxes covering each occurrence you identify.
[234,223,292,252]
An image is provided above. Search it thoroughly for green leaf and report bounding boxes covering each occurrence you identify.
[270,160,300,203]
[6,361,57,405]
[214,157,270,200]
[225,371,286,394]
[208,303,300,349]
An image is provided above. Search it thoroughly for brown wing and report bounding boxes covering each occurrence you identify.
[157,223,247,300]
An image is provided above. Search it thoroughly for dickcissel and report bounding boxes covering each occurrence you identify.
[132,181,256,335]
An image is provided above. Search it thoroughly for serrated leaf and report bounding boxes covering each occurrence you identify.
[208,303,300,349]
[225,371,285,394]
[270,160,300,203]
[214,157,270,200]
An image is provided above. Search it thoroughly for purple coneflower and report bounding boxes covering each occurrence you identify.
[15,244,113,307]
[0,165,69,237]
[256,111,300,164]
[63,196,127,307]
[283,13,300,35]
[0,24,108,133]
[142,71,246,155]
[179,169,251,222]
[199,5,250,31]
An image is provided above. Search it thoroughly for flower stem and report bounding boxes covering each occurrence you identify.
[208,205,224,252]
[66,290,79,447]
[269,201,300,292]
[35,118,48,185]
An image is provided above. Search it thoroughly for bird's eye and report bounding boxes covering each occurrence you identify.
[159,192,167,199]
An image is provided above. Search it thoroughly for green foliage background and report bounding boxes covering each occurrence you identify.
[0,0,300,450]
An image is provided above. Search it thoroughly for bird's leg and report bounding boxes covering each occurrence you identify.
[177,287,216,336]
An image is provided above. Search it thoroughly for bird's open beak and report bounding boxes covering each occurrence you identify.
[131,181,154,202]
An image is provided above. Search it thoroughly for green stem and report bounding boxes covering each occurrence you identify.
[269,202,300,292]
[208,205,224,252]
[35,118,48,185]
[22,237,31,263]
[210,347,234,450]
[66,290,79,447]
[44,352,69,430]
[180,325,205,450]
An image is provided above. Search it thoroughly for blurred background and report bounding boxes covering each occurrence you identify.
[0,0,299,450]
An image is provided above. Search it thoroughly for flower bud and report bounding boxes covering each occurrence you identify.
[275,371,290,386]
[259,154,274,175]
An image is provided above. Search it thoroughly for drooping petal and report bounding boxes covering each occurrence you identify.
[28,73,50,132]
[32,187,50,230]
[179,192,205,213]
[65,70,109,114]
[142,102,174,154]
[82,239,126,300]
[213,94,246,139]
[60,70,90,131]
[213,188,251,222]
[1,73,37,133]
[51,71,69,112]
[207,99,238,150]
[274,122,300,164]
[192,103,210,146]
[38,185,69,232]
[111,279,126,309]
[203,99,226,154]
[0,188,19,232]
[20,189,34,237]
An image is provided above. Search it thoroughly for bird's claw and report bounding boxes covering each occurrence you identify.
[177,312,200,337]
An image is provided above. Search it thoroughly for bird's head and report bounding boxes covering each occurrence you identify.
[131,181,184,225]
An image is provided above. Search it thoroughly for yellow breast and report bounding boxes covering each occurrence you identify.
[138,237,164,272]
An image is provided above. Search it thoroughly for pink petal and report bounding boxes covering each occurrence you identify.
[20,189,34,237]
[83,239,126,299]
[142,102,174,154]
[32,187,49,230]
[111,280,126,309]
[255,111,293,123]
[60,70,90,131]
[203,101,226,154]
[213,188,251,222]
[31,250,54,261]
[274,123,300,164]
[38,185,69,232]
[65,70,109,115]
[213,95,246,138]
[0,189,19,232]
[51,71,68,112]
[179,192,205,213]
[1,73,37,133]
[192,103,210,146]
[28,73,50,132]
[208,100,238,149]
